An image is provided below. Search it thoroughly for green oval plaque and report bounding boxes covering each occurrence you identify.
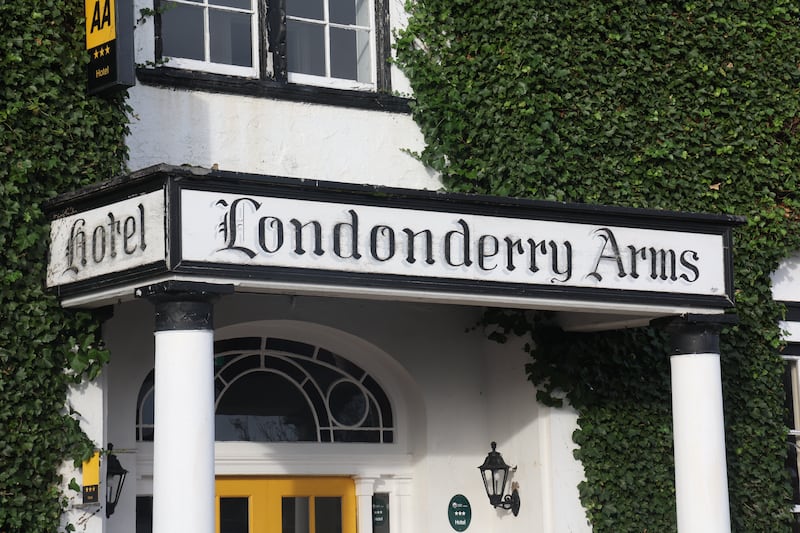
[448,494,472,531]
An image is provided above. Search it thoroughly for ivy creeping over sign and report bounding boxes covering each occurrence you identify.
[397,1,800,531]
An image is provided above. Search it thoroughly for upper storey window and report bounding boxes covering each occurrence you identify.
[287,0,372,87]
[159,0,256,75]
[158,0,384,91]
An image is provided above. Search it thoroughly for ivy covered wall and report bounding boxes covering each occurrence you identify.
[1,0,799,531]
[0,1,129,531]
[397,1,800,531]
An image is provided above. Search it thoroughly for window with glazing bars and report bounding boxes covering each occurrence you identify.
[156,0,390,91]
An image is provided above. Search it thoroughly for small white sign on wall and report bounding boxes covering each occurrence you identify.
[46,190,166,287]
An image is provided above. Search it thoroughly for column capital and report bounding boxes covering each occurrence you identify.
[353,476,378,496]
[651,313,738,356]
[135,281,233,331]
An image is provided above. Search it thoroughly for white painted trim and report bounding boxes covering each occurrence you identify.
[163,56,259,78]
[354,477,377,533]
[287,72,375,90]
[60,274,723,322]
[137,442,413,479]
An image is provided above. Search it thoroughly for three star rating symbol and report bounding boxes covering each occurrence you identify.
[92,44,111,59]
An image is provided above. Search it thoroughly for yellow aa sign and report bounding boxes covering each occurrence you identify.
[85,0,116,50]
[81,451,101,504]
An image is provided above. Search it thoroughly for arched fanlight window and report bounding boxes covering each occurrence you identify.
[136,336,394,443]
[135,370,155,441]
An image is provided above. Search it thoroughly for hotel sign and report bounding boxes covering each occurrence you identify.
[47,190,165,287]
[85,0,134,95]
[181,191,723,297]
[45,167,741,311]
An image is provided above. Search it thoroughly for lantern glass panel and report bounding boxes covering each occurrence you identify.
[493,469,507,497]
[481,470,492,496]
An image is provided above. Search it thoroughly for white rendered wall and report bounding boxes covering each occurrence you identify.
[103,294,590,533]
[127,0,439,190]
[102,301,155,531]
[482,335,590,533]
[60,375,106,533]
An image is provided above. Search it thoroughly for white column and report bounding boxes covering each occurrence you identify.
[138,282,230,533]
[354,477,377,533]
[656,315,734,533]
[393,478,413,533]
[671,352,730,533]
[152,329,215,533]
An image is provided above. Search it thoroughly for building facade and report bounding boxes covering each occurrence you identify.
[47,1,799,533]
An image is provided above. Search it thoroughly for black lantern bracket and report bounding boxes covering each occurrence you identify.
[105,443,128,518]
[499,481,521,516]
[478,442,521,517]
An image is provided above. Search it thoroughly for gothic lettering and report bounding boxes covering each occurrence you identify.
[588,227,627,281]
[333,209,361,259]
[217,197,260,258]
[627,245,647,279]
[680,250,700,282]
[550,241,572,283]
[63,203,147,275]
[210,196,703,289]
[478,235,499,271]
[370,225,395,262]
[445,219,472,267]
[258,216,284,253]
[649,248,678,281]
[403,228,435,265]
[589,228,700,284]
[290,219,324,256]
[65,219,87,273]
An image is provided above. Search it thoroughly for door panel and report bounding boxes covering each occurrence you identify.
[216,477,356,533]
[219,497,251,533]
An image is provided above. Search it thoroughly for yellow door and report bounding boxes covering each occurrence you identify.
[216,476,357,533]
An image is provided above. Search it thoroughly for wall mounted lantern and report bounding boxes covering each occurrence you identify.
[105,443,128,518]
[478,441,520,516]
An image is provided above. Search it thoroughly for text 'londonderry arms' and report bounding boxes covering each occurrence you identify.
[215,197,702,285]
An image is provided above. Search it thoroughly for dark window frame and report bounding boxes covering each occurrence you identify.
[144,0,409,112]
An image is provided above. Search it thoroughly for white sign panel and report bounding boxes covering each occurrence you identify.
[180,190,727,297]
[47,190,166,287]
